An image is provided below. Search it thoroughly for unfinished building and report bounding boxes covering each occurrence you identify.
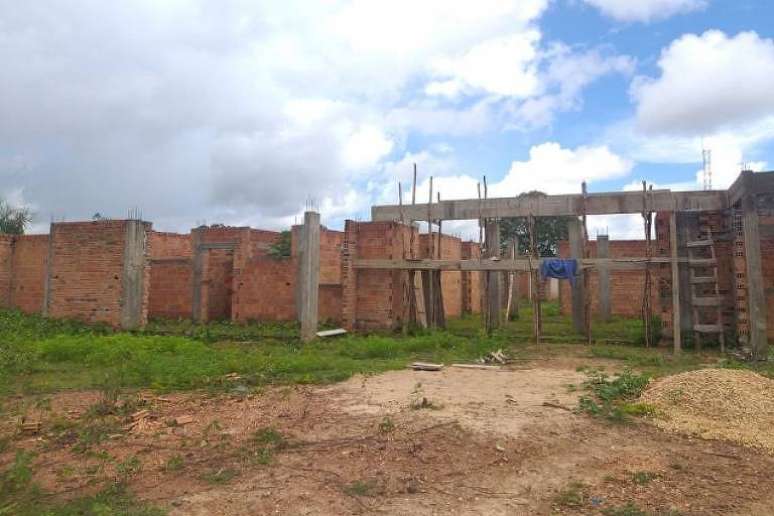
[0,170,772,359]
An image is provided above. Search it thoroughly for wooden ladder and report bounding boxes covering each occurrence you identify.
[687,237,725,351]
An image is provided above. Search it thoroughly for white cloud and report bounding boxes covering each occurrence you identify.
[632,31,774,135]
[582,0,707,22]
[426,31,542,98]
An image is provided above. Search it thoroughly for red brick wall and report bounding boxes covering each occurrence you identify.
[233,257,297,322]
[148,258,192,319]
[341,221,417,330]
[291,226,344,285]
[461,242,482,314]
[10,235,48,314]
[46,220,148,327]
[419,233,462,318]
[558,239,657,317]
[760,226,774,340]
[0,235,12,308]
[149,232,191,259]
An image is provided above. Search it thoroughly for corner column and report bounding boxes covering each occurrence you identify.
[299,211,320,342]
[743,195,768,360]
[670,211,681,353]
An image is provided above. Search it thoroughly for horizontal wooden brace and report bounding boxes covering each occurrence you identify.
[353,257,689,272]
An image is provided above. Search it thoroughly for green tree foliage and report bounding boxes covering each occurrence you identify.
[0,200,32,235]
[499,192,572,256]
[268,230,292,259]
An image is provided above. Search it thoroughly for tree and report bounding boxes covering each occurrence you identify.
[0,200,32,235]
[498,192,571,257]
[268,230,292,259]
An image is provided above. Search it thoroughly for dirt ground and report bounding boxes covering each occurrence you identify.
[3,358,774,515]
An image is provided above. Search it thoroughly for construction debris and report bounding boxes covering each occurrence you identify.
[174,415,195,426]
[21,419,42,434]
[640,369,774,453]
[316,328,347,338]
[410,362,444,371]
[450,364,503,371]
[477,349,509,364]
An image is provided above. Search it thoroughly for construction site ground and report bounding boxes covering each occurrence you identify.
[3,348,774,516]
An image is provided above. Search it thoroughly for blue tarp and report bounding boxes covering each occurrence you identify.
[540,259,579,287]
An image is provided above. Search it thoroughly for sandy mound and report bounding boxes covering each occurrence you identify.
[640,368,774,452]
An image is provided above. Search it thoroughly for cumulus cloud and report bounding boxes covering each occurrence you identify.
[0,0,636,232]
[582,0,707,22]
[632,31,774,135]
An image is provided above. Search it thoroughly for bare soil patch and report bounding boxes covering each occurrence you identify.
[3,361,774,515]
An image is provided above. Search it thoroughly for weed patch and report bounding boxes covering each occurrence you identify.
[578,370,651,422]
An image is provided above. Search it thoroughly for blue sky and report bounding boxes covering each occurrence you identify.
[1,1,773,238]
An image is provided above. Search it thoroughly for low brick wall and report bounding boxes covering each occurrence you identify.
[148,258,192,319]
[10,235,49,314]
[0,235,12,308]
[233,257,297,322]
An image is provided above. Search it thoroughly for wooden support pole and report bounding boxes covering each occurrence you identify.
[506,239,519,321]
[581,182,591,344]
[484,219,501,333]
[299,211,320,342]
[670,210,681,353]
[742,194,768,360]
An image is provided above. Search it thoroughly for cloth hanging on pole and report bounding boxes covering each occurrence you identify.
[540,259,579,287]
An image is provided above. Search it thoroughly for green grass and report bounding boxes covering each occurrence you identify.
[0,448,164,515]
[1,305,766,398]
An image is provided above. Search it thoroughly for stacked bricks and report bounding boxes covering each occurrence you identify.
[731,208,749,341]
[46,220,150,328]
[559,239,658,318]
[419,233,463,318]
[10,235,49,314]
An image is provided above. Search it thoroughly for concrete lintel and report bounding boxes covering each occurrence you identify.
[372,189,728,222]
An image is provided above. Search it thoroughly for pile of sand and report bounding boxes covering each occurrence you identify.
[640,368,774,452]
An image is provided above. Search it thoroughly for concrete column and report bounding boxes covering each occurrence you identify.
[191,229,204,323]
[743,195,768,360]
[596,234,610,321]
[670,211,681,353]
[121,220,148,330]
[299,211,320,342]
[42,223,54,316]
[484,220,501,332]
[568,218,586,334]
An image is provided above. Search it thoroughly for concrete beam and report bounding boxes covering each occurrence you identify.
[121,220,148,330]
[298,211,320,342]
[596,235,610,321]
[372,189,728,222]
[743,195,768,360]
[568,219,586,334]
